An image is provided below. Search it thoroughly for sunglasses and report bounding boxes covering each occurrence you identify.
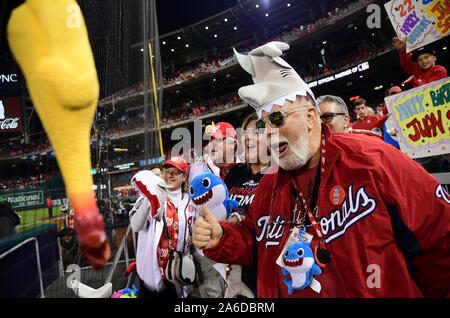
[319,112,346,123]
[255,108,303,133]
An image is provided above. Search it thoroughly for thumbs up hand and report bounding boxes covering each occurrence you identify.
[193,205,223,250]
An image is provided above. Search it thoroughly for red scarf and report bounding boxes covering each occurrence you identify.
[156,198,179,278]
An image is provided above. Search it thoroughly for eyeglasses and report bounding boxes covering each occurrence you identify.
[255,108,303,133]
[319,112,347,123]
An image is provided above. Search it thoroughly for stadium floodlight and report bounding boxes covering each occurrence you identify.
[224,18,228,22]
[287,3,291,7]
[186,44,189,48]
[171,48,175,52]
[162,41,166,45]
[177,36,181,40]
[214,34,218,38]
[233,26,238,30]
[205,26,209,30]
[256,4,259,8]
[265,13,269,17]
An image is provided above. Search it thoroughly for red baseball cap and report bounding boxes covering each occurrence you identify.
[162,156,189,174]
[204,121,237,140]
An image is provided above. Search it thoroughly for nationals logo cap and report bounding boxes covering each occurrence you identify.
[204,121,237,141]
[162,156,189,174]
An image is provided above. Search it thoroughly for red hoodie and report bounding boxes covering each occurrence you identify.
[398,50,447,87]
[204,124,450,297]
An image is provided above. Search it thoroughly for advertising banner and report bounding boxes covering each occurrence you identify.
[0,97,23,132]
[0,189,45,210]
[384,77,450,158]
[385,0,450,52]
[0,61,21,96]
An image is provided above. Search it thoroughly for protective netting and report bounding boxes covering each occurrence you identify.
[77,0,131,100]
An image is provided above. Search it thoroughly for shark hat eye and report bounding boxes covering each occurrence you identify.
[189,186,194,196]
[284,250,289,257]
[202,177,211,188]
[297,248,304,257]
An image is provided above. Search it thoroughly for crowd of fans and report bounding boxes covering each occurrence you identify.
[162,2,361,87]
[0,170,60,192]
[303,42,393,82]
[0,134,51,159]
[98,1,362,105]
[104,95,243,139]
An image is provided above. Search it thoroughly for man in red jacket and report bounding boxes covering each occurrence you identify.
[392,37,447,87]
[46,196,53,218]
[352,98,389,137]
[193,42,450,298]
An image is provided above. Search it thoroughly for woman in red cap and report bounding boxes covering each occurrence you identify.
[129,156,196,298]
[223,112,271,298]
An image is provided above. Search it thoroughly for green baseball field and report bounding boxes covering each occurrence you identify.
[17,206,65,232]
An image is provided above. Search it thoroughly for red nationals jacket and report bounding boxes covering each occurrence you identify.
[205,124,450,297]
[398,50,447,87]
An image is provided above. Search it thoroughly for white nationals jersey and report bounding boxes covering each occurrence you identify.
[130,193,195,296]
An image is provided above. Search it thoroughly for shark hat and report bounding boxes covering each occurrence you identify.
[233,41,318,118]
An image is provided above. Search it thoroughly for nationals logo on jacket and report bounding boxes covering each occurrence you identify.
[320,184,377,244]
[255,184,378,247]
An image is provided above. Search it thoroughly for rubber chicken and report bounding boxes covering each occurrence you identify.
[7,0,110,269]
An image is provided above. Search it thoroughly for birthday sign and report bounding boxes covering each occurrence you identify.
[384,0,450,52]
[385,77,450,159]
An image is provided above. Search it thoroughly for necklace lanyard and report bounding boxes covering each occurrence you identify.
[290,132,327,249]
[268,132,327,222]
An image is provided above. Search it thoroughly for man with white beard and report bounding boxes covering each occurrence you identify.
[192,42,449,298]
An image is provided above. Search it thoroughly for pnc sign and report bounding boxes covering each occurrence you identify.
[0,74,19,83]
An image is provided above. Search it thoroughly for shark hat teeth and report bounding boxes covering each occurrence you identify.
[234,41,318,118]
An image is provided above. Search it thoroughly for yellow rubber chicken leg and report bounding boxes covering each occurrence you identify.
[7,0,110,269]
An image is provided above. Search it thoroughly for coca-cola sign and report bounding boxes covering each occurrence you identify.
[0,97,22,132]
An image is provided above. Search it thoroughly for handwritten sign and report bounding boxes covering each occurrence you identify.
[385,77,450,158]
[384,0,450,52]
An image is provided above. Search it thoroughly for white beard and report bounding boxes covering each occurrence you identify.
[272,124,310,171]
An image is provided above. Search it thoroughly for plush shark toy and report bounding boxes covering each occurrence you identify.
[189,171,238,221]
[281,227,322,295]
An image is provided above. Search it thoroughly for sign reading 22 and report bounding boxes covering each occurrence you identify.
[397,0,416,17]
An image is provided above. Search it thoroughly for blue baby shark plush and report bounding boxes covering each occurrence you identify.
[189,170,239,221]
[281,227,322,295]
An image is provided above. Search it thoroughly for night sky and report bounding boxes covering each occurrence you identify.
[155,0,237,34]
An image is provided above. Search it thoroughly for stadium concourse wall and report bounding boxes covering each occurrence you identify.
[0,176,66,211]
[0,223,60,298]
